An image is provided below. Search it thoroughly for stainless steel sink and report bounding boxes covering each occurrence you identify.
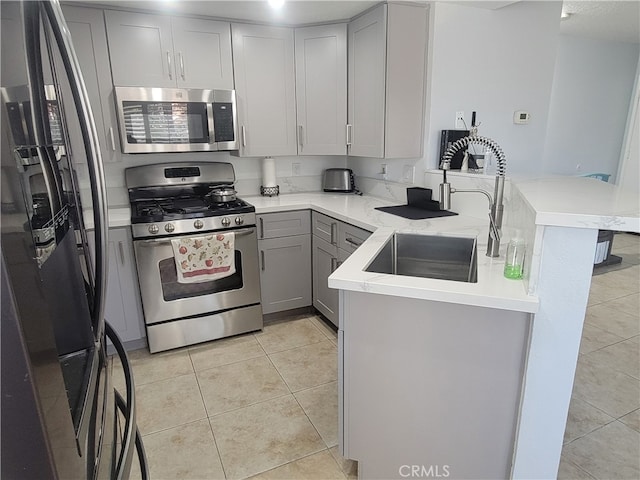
[365,233,478,283]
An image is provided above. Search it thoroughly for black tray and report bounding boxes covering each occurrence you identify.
[375,205,458,220]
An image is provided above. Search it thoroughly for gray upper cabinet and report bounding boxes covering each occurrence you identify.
[105,10,233,89]
[295,24,347,155]
[170,17,233,89]
[232,23,297,157]
[105,10,175,87]
[61,5,120,163]
[348,3,428,159]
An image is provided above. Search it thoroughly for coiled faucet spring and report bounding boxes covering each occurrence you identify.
[441,135,507,177]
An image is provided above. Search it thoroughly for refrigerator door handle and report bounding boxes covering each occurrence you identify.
[105,322,139,480]
[43,0,109,337]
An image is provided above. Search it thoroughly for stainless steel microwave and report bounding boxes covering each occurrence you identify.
[114,86,237,153]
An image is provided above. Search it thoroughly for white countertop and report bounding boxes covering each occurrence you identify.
[513,176,640,232]
[243,193,540,314]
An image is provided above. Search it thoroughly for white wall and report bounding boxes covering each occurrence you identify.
[617,63,640,192]
[542,35,639,181]
[348,1,563,183]
[90,153,346,206]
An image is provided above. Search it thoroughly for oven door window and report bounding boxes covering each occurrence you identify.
[158,250,243,301]
[122,101,209,145]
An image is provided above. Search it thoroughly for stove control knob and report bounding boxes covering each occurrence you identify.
[235,216,244,226]
[221,217,231,227]
[148,224,159,235]
[194,219,204,229]
[164,223,175,233]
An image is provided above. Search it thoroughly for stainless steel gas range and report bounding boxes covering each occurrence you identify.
[126,162,263,353]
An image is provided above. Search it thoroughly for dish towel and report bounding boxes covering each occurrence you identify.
[171,232,235,283]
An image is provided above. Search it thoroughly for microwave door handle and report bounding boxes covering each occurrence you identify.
[43,1,109,335]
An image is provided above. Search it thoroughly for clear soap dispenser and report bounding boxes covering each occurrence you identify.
[504,232,526,280]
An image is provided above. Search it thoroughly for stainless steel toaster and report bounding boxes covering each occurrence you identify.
[323,168,356,193]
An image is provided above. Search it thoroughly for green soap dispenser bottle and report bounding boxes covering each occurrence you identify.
[504,234,526,280]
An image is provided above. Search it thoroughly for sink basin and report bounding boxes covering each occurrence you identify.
[365,233,478,283]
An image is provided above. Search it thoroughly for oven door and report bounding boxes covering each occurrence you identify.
[133,227,261,324]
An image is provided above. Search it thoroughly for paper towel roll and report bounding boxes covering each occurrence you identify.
[262,157,277,187]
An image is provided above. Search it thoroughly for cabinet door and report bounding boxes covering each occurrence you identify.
[104,228,145,344]
[313,234,339,326]
[295,24,347,155]
[105,10,175,87]
[384,3,428,158]
[62,6,120,163]
[259,235,312,314]
[348,5,387,158]
[171,17,233,90]
[258,210,310,239]
[232,23,297,157]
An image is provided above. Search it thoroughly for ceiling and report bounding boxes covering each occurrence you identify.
[560,1,640,44]
[88,1,381,25]
[80,0,640,43]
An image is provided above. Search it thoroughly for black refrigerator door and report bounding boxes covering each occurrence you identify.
[1,1,114,478]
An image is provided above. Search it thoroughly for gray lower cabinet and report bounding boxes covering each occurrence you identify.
[312,234,339,325]
[104,228,145,345]
[257,211,312,315]
[312,211,371,327]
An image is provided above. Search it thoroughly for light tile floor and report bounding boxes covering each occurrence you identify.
[559,233,640,480]
[114,314,356,480]
[115,233,639,480]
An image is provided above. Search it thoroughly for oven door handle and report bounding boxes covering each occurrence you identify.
[136,228,256,246]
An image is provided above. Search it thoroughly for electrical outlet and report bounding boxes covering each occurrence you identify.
[455,111,465,129]
[292,162,301,176]
[576,163,581,172]
[381,164,388,175]
[402,165,415,183]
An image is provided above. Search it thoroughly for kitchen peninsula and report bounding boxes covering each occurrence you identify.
[328,175,639,479]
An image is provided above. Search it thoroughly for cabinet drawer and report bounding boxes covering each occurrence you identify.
[312,211,338,245]
[257,210,310,239]
[338,223,371,254]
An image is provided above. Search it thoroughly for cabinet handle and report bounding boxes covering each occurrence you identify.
[345,237,362,248]
[330,223,337,245]
[259,217,264,239]
[109,127,116,151]
[167,51,173,80]
[118,241,125,266]
[331,257,338,272]
[298,125,303,149]
[260,250,265,271]
[179,52,185,80]
[241,125,247,147]
[346,124,352,146]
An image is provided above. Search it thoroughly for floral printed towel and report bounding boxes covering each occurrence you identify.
[171,233,235,284]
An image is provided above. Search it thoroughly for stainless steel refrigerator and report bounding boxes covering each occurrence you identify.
[0,1,146,478]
